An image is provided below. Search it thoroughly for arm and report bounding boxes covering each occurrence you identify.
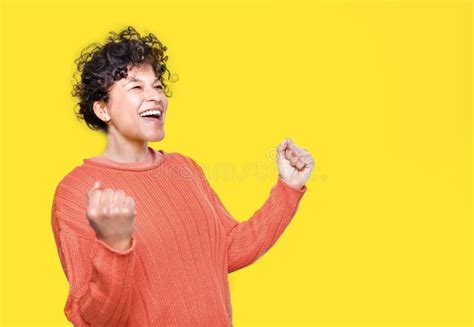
[185,156,307,273]
[51,186,137,327]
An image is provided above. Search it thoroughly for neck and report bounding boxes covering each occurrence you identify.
[103,130,149,163]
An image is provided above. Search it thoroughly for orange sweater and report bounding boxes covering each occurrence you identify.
[51,147,307,326]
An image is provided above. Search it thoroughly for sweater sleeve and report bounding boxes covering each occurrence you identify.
[51,181,137,327]
[185,156,307,273]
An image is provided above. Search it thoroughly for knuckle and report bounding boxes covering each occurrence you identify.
[101,206,110,216]
[86,208,98,219]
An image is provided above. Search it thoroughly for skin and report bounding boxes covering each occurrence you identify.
[276,138,315,190]
[93,62,168,163]
[86,181,136,251]
[86,62,315,252]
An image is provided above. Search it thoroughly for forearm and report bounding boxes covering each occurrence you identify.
[226,176,307,273]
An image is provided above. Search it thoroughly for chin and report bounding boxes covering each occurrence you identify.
[146,131,165,142]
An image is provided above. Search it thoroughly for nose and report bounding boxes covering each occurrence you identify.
[144,85,164,102]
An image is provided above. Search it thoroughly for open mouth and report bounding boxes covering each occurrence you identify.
[141,115,162,122]
[139,110,163,123]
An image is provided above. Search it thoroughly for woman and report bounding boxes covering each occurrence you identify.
[51,26,315,327]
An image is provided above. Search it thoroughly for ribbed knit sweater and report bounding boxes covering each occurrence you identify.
[51,147,307,326]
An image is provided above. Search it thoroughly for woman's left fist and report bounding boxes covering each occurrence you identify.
[276,138,315,190]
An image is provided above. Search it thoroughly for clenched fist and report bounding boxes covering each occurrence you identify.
[86,181,137,251]
[276,138,315,190]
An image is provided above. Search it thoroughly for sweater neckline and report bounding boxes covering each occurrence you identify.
[83,146,167,171]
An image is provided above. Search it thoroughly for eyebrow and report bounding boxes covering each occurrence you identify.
[124,77,161,85]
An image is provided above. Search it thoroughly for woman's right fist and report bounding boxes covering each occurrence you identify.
[86,181,137,251]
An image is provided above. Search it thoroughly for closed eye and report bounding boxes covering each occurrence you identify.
[131,85,163,90]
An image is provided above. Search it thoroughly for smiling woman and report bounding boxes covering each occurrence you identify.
[71,26,177,163]
[51,25,310,327]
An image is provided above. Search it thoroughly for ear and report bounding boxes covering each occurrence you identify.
[93,100,110,122]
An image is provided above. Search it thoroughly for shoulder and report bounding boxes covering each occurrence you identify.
[163,150,201,170]
[161,151,207,184]
[51,165,97,239]
[52,165,96,207]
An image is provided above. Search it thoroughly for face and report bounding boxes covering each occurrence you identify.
[94,63,168,142]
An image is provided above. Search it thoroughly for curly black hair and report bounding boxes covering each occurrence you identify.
[72,26,178,134]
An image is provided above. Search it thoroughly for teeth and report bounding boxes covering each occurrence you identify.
[140,110,162,117]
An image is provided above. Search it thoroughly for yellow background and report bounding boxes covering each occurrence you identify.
[1,0,472,326]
